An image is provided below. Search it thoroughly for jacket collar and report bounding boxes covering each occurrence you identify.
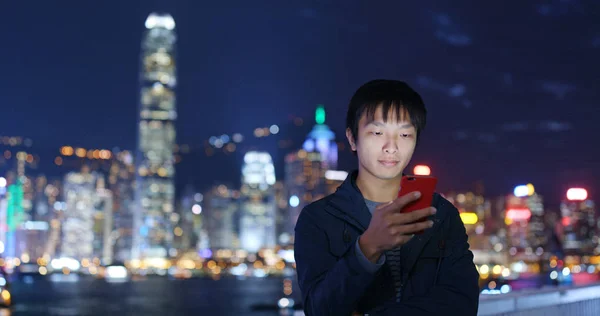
[325,170,372,232]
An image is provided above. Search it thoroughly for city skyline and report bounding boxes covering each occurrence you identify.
[1,1,598,206]
[0,4,599,315]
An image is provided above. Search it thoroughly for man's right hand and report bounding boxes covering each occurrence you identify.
[358,191,436,263]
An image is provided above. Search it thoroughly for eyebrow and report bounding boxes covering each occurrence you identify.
[365,121,414,129]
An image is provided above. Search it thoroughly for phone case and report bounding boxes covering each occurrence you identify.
[398,175,438,214]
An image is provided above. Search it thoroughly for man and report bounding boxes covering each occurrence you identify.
[294,79,480,315]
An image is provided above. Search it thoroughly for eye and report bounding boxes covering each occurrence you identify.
[401,133,412,138]
[372,131,383,136]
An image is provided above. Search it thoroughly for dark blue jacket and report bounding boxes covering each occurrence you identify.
[294,171,480,315]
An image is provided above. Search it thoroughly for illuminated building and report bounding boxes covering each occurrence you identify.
[15,221,49,264]
[93,177,114,264]
[107,150,135,263]
[560,188,596,255]
[62,167,98,261]
[285,106,340,243]
[446,192,489,233]
[203,184,239,251]
[274,181,289,245]
[12,174,58,262]
[174,186,203,253]
[3,171,25,259]
[284,150,326,242]
[302,105,338,170]
[503,184,546,259]
[524,191,546,251]
[55,147,134,262]
[62,167,115,264]
[446,192,490,250]
[0,176,7,256]
[32,176,51,222]
[132,13,177,261]
[239,152,277,253]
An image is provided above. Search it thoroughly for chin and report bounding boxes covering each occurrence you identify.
[373,169,403,181]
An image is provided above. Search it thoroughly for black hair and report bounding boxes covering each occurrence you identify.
[346,79,427,148]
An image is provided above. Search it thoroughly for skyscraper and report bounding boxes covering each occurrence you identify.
[504,184,546,260]
[132,13,177,262]
[560,188,596,256]
[284,106,342,243]
[62,167,98,261]
[284,150,326,243]
[239,151,277,253]
[302,105,338,170]
[108,151,135,263]
[203,184,239,251]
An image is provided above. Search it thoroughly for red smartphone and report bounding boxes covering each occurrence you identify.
[398,175,438,233]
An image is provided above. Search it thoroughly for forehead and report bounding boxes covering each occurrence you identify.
[360,104,413,126]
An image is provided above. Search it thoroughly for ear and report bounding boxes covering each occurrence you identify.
[345,128,356,152]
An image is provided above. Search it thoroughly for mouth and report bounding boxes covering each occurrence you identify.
[378,160,400,167]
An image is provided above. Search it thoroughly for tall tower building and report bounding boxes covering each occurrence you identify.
[239,151,277,253]
[302,105,338,170]
[284,105,341,243]
[132,13,177,261]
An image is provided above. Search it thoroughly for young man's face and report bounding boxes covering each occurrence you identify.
[346,106,417,182]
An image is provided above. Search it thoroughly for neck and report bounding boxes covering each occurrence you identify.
[355,170,402,203]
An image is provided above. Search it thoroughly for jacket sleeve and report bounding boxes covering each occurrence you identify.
[294,207,379,316]
[380,205,480,315]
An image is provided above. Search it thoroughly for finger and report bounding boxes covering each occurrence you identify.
[381,191,422,213]
[396,220,434,235]
[394,234,414,246]
[388,219,432,235]
[387,207,436,225]
[404,207,437,223]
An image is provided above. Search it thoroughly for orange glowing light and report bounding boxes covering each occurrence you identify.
[60,146,74,156]
[413,165,431,176]
[75,148,86,158]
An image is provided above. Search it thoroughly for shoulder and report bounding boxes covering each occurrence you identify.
[433,193,458,214]
[304,194,334,213]
[433,193,468,239]
[295,194,335,229]
[433,193,461,224]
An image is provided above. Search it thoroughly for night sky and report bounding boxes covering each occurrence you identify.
[1,1,599,209]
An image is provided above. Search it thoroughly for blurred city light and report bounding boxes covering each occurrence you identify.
[232,133,243,143]
[289,195,300,207]
[459,212,478,225]
[505,208,531,221]
[269,125,279,134]
[192,204,202,215]
[145,13,175,30]
[413,165,431,176]
[567,188,588,201]
[324,170,348,181]
[513,185,529,197]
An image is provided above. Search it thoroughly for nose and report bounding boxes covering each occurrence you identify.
[383,138,398,154]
